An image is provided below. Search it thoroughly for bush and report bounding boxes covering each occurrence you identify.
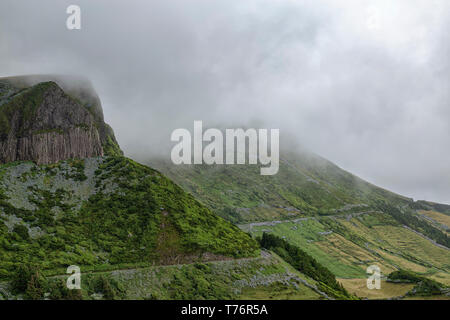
[11,264,46,299]
[47,279,83,300]
[388,270,422,283]
[12,225,29,241]
[388,269,444,297]
[89,275,124,300]
[26,273,45,300]
[11,264,38,293]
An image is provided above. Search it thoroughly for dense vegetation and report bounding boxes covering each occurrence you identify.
[258,233,353,299]
[0,157,259,280]
[1,76,448,300]
[9,263,125,300]
[3,250,323,300]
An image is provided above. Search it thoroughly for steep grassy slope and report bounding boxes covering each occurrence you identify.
[150,151,412,224]
[0,156,259,280]
[150,152,449,248]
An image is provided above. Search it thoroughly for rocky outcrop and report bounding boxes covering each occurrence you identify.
[0,76,122,165]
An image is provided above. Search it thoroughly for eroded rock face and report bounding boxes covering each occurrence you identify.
[0,79,117,165]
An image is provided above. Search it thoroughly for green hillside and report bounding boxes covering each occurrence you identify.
[0,156,355,300]
[0,156,259,280]
[150,152,412,224]
[0,156,350,300]
[150,153,450,299]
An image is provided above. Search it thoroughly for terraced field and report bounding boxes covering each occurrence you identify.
[418,210,450,234]
[240,211,450,293]
[337,279,414,299]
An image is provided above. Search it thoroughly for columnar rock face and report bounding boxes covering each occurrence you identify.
[1,126,103,165]
[0,75,122,165]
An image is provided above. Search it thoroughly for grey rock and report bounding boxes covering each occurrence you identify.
[0,82,103,164]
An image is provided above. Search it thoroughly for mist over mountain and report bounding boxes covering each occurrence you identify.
[0,0,449,203]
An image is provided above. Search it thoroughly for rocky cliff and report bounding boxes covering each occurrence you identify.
[0,75,122,164]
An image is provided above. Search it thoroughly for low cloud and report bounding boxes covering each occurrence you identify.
[0,0,449,203]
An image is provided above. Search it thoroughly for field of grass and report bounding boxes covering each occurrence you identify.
[314,233,384,272]
[370,249,425,274]
[369,225,449,269]
[427,271,450,286]
[337,279,414,299]
[0,157,260,280]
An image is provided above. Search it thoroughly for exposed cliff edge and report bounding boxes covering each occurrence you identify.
[0,75,122,164]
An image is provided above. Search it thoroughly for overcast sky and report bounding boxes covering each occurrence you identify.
[0,0,449,204]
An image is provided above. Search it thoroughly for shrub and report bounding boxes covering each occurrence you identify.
[11,264,46,299]
[47,279,83,300]
[12,225,29,241]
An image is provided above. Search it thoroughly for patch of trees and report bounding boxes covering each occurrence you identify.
[10,264,83,300]
[9,263,128,300]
